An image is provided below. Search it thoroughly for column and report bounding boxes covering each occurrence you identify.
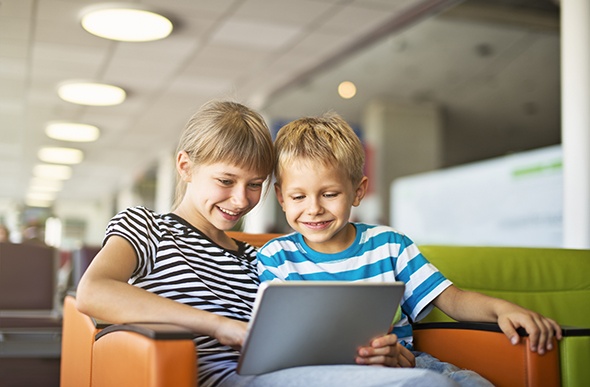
[561,0,590,248]
[361,99,443,225]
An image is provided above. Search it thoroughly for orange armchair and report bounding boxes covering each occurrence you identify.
[60,233,577,387]
[413,322,561,386]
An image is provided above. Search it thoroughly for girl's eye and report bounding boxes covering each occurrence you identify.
[218,179,233,186]
[292,195,305,201]
[248,182,263,189]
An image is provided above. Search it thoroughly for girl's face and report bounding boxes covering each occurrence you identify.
[275,159,367,254]
[177,152,267,234]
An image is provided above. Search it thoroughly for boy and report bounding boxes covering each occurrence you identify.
[257,112,562,386]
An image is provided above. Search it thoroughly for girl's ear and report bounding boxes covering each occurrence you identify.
[274,183,286,212]
[352,176,369,207]
[177,151,193,182]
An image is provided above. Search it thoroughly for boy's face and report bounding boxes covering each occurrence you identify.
[275,159,367,253]
[178,152,267,234]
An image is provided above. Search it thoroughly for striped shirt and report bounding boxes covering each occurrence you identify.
[257,223,452,345]
[105,206,259,387]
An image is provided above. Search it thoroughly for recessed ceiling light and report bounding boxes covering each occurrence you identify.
[338,81,357,99]
[58,81,126,106]
[33,164,73,180]
[25,198,54,208]
[46,122,100,142]
[38,147,84,165]
[29,178,63,193]
[26,191,57,202]
[80,4,173,42]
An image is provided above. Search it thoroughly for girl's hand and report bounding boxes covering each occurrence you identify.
[211,317,249,350]
[355,334,415,368]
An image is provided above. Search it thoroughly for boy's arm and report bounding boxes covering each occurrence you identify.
[432,285,562,354]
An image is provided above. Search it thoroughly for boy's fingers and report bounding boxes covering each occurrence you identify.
[499,320,520,345]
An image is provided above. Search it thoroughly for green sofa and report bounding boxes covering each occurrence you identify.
[417,245,590,387]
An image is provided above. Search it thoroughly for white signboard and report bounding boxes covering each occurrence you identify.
[391,145,562,247]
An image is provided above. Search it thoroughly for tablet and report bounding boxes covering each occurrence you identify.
[237,281,405,375]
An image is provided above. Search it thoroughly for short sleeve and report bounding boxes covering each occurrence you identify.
[104,207,161,279]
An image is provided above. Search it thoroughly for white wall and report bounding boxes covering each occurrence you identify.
[53,196,114,248]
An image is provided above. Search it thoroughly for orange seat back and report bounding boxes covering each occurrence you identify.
[60,294,103,387]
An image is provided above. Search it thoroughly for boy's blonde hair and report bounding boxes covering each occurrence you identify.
[274,112,365,186]
[172,100,274,210]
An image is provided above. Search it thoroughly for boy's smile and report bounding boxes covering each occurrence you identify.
[276,159,367,254]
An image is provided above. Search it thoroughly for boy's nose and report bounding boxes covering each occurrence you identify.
[307,199,323,215]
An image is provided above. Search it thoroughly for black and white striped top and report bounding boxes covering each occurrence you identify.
[105,206,260,387]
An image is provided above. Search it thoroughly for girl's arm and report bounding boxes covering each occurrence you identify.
[432,285,562,354]
[75,235,248,348]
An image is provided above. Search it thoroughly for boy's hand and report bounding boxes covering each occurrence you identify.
[498,309,562,355]
[355,334,415,367]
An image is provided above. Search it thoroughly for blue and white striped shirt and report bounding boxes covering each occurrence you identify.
[257,223,452,345]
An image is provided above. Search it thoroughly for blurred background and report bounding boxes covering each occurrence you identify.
[0,0,568,250]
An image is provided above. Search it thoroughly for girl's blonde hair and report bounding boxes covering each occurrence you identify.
[274,112,365,186]
[172,100,274,210]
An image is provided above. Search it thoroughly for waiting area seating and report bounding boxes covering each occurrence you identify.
[59,233,590,387]
[0,242,62,386]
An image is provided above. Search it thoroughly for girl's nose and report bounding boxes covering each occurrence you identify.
[231,186,249,208]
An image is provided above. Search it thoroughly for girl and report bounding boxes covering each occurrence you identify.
[76,100,455,387]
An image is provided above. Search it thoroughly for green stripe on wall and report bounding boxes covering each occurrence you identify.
[512,159,562,177]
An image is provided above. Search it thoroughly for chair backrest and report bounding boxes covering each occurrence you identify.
[418,245,590,328]
[226,231,282,248]
[60,294,106,387]
[0,241,57,311]
[71,245,101,289]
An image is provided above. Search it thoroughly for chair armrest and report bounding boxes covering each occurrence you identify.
[412,322,560,387]
[92,323,197,387]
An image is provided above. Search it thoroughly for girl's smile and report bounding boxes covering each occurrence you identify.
[175,156,267,236]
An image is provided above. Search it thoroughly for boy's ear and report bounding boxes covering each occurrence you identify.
[352,176,369,207]
[177,151,193,182]
[274,183,286,212]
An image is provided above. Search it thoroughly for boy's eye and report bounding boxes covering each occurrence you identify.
[324,193,338,198]
[248,182,263,189]
[291,195,305,201]
[218,179,233,186]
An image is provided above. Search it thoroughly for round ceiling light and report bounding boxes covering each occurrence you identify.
[38,147,84,165]
[81,4,173,42]
[58,81,126,106]
[46,122,100,142]
[338,81,357,99]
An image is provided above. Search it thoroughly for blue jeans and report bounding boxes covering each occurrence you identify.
[414,351,494,387]
[218,364,459,387]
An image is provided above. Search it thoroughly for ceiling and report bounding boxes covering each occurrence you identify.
[0,0,561,209]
